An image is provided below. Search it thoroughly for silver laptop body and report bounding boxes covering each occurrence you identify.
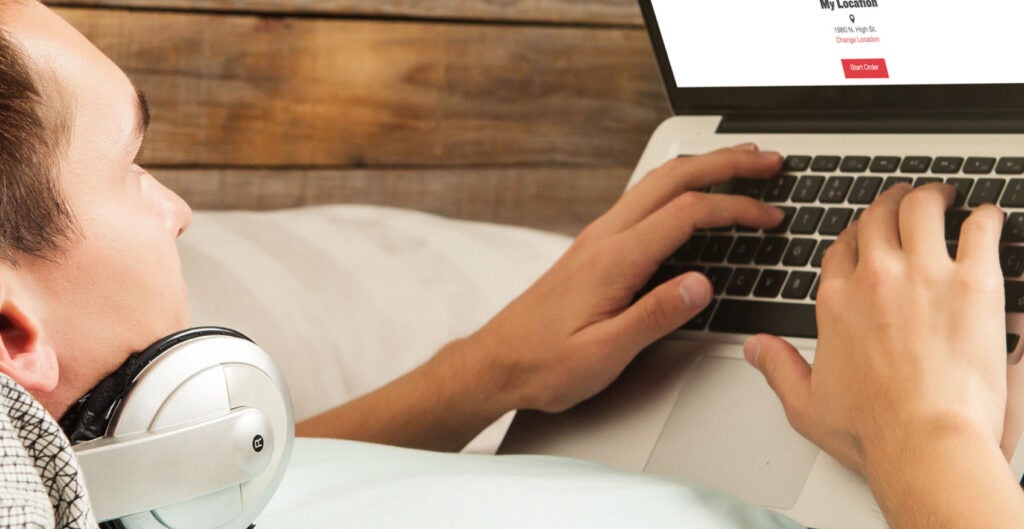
[500,2,1024,528]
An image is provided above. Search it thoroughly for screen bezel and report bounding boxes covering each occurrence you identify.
[638,0,1024,117]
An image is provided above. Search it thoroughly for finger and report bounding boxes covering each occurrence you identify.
[956,204,1005,271]
[599,147,783,235]
[618,192,785,267]
[896,183,956,261]
[744,334,813,433]
[857,183,912,256]
[821,220,859,281]
[588,272,713,356]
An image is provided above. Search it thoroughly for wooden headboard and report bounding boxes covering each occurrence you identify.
[45,1,670,234]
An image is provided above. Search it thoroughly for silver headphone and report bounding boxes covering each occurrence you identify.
[60,327,294,529]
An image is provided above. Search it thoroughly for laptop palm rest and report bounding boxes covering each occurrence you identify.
[644,356,819,509]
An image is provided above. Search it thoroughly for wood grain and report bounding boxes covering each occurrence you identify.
[54,7,668,168]
[47,0,645,26]
[156,166,632,235]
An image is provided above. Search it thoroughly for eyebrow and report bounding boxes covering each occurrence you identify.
[134,88,150,139]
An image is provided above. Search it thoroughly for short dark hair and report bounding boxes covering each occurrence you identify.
[0,23,76,265]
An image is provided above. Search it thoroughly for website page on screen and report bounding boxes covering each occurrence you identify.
[650,0,1024,88]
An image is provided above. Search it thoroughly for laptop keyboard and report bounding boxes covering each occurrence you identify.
[640,154,1024,355]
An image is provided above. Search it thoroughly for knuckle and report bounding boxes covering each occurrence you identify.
[638,295,676,332]
[673,190,704,211]
[900,188,938,211]
[962,206,1003,234]
[662,156,698,180]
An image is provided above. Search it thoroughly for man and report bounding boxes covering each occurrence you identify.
[0,1,1021,528]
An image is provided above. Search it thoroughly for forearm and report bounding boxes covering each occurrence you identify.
[295,337,513,451]
[865,419,1024,529]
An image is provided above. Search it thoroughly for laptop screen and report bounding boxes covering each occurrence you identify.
[639,0,1024,116]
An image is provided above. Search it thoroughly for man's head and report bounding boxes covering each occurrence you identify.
[0,0,192,417]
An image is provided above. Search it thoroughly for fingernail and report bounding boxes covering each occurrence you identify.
[732,142,758,151]
[678,274,710,310]
[758,150,782,160]
[743,337,762,369]
[766,204,785,220]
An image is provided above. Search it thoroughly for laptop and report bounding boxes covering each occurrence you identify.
[499,1,1024,528]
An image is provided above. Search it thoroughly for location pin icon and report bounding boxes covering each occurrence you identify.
[850,14,856,23]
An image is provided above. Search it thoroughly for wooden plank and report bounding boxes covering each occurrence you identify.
[155,166,632,235]
[46,0,644,27]
[54,8,668,168]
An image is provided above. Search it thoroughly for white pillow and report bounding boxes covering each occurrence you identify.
[179,205,573,452]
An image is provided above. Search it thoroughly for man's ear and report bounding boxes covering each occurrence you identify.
[0,292,58,393]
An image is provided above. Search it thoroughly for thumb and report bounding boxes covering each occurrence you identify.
[745,334,813,429]
[601,272,713,356]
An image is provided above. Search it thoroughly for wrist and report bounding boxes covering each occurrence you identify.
[863,410,1002,483]
[426,333,519,423]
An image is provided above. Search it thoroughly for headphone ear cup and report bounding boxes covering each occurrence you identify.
[67,327,294,529]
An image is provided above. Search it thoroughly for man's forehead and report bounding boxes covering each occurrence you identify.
[4,1,146,160]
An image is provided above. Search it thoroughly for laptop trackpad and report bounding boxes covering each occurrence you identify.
[644,355,819,509]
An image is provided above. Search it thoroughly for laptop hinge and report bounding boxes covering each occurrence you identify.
[717,112,1024,134]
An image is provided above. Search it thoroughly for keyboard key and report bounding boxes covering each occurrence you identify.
[870,156,901,173]
[673,235,708,263]
[1001,246,1024,277]
[1009,333,1022,354]
[947,242,958,259]
[880,176,913,193]
[853,208,866,221]
[763,175,798,202]
[783,238,817,267]
[967,179,1006,206]
[819,208,854,236]
[945,210,971,240]
[709,299,818,338]
[754,237,789,265]
[790,207,825,234]
[707,181,735,194]
[766,206,797,234]
[900,156,932,173]
[791,175,826,202]
[782,155,811,172]
[820,176,854,203]
[848,176,883,204]
[727,236,762,264]
[945,178,974,207]
[1001,179,1024,208]
[997,157,1024,175]
[812,239,835,268]
[931,157,964,174]
[701,235,734,263]
[681,299,718,331]
[726,268,760,296]
[705,267,733,294]
[754,270,788,298]
[811,155,841,172]
[1006,281,1024,313]
[839,156,871,173]
[963,157,997,174]
[782,271,818,299]
[913,177,943,188]
[1004,213,1024,243]
[731,178,768,200]
[810,278,821,300]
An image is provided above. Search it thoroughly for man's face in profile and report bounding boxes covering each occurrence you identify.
[1,0,193,416]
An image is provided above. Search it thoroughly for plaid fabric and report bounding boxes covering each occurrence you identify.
[0,373,97,529]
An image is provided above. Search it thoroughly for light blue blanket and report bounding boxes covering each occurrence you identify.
[258,438,805,529]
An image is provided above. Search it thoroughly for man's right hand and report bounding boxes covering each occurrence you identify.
[746,183,1024,528]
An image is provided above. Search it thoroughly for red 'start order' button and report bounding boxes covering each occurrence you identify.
[841,58,889,79]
